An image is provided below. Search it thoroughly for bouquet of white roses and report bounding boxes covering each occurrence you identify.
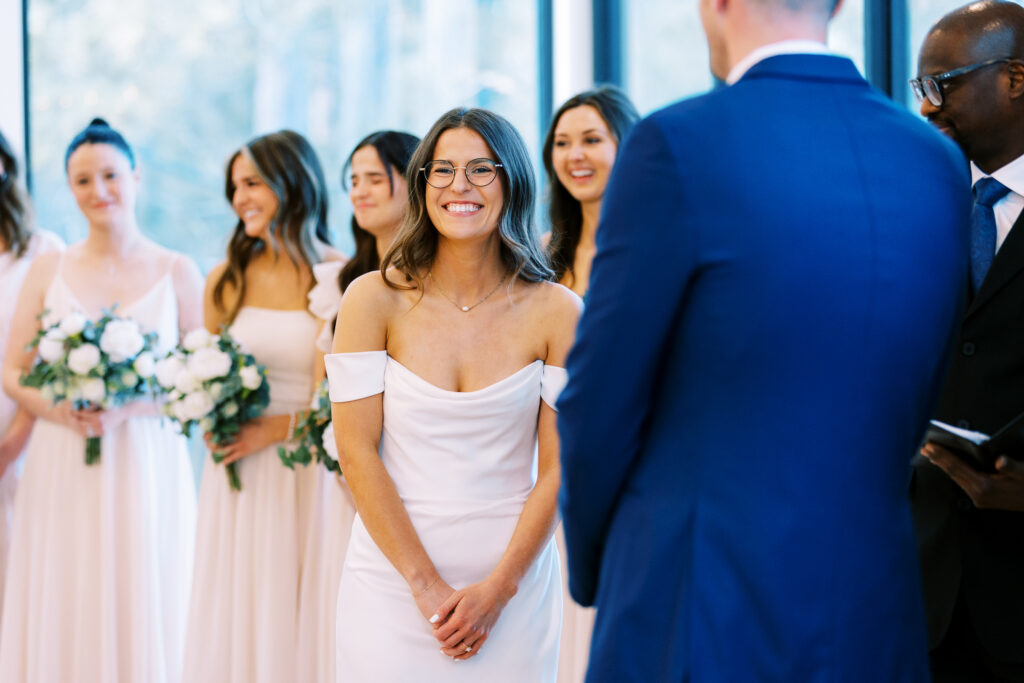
[154,327,270,491]
[20,308,159,464]
[277,379,341,476]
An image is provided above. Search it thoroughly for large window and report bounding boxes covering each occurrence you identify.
[829,1,865,74]
[28,0,539,270]
[622,3,712,115]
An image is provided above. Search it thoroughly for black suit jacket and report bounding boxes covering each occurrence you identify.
[912,208,1024,662]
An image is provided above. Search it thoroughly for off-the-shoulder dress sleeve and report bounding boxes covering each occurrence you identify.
[308,260,345,353]
[325,351,387,402]
[541,365,568,411]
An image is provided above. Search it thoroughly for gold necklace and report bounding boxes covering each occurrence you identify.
[428,270,509,312]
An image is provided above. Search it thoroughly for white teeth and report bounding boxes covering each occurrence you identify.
[446,203,480,214]
[570,170,593,178]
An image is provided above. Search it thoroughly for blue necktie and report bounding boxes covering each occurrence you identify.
[970,177,1011,292]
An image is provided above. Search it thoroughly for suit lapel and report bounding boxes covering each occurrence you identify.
[967,210,1024,319]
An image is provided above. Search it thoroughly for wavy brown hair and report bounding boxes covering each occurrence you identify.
[0,130,32,257]
[542,86,639,282]
[339,131,420,293]
[213,130,330,322]
[381,108,552,291]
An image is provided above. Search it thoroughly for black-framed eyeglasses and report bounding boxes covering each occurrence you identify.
[910,58,1013,107]
[420,158,502,188]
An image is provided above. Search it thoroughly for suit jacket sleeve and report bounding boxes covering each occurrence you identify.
[557,114,696,606]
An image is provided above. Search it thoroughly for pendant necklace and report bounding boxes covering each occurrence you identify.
[428,270,509,312]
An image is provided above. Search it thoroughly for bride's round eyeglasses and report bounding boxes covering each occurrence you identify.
[420,159,502,188]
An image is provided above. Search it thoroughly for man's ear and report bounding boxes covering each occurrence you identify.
[1006,59,1024,100]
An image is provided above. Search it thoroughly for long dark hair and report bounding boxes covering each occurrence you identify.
[338,131,419,293]
[213,130,330,323]
[382,107,552,291]
[0,130,31,257]
[542,86,639,282]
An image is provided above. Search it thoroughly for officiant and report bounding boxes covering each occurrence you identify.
[912,2,1024,680]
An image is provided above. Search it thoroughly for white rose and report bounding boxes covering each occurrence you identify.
[40,385,56,403]
[67,343,101,375]
[40,309,62,330]
[38,332,66,363]
[321,421,338,462]
[182,328,213,351]
[187,347,232,381]
[182,390,215,421]
[208,382,224,401]
[58,311,87,337]
[133,352,156,379]
[221,401,239,418]
[80,377,106,404]
[172,399,192,423]
[99,319,145,363]
[154,355,184,389]
[239,365,262,391]
[199,416,215,432]
[120,370,139,388]
[174,369,200,394]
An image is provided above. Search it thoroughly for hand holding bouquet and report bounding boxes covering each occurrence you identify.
[278,379,341,476]
[155,328,270,491]
[20,308,159,464]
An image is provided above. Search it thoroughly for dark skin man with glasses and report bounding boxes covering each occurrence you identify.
[912,1,1024,680]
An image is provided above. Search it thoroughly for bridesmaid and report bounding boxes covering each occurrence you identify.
[328,108,581,681]
[181,130,342,683]
[541,86,638,683]
[298,129,418,683]
[543,86,639,297]
[0,118,201,683]
[0,129,64,631]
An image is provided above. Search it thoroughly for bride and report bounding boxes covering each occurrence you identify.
[326,107,580,681]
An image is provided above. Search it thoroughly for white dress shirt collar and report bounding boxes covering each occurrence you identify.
[970,155,1024,199]
[970,154,1024,252]
[726,40,833,85]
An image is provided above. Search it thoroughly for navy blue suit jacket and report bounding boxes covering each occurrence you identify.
[557,55,970,682]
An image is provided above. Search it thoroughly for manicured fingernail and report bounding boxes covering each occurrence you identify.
[429,614,439,624]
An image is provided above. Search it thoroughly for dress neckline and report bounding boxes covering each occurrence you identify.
[387,355,542,396]
[237,305,314,315]
[56,270,171,319]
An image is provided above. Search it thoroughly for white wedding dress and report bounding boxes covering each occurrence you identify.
[181,306,320,683]
[0,230,63,631]
[296,261,358,683]
[0,257,196,683]
[326,351,564,682]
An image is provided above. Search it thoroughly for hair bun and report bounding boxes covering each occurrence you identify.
[88,117,110,128]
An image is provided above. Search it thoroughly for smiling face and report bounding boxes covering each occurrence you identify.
[66,143,138,226]
[551,104,618,206]
[349,145,408,238]
[916,24,1013,170]
[424,127,504,243]
[230,152,280,239]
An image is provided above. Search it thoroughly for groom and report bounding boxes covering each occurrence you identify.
[557,0,971,680]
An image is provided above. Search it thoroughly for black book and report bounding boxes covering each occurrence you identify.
[925,411,1024,472]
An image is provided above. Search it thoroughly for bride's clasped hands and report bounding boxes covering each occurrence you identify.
[424,573,517,660]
